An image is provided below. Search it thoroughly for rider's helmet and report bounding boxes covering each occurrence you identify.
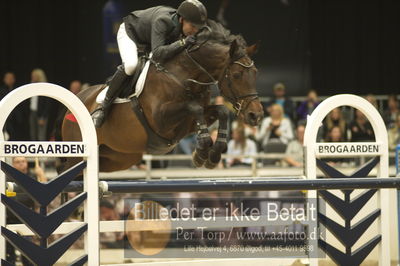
[177,0,207,29]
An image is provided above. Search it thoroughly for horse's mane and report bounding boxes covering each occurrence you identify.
[197,19,248,52]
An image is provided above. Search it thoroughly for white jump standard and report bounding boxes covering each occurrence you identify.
[0,83,99,265]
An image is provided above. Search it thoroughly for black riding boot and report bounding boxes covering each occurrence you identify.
[92,66,128,128]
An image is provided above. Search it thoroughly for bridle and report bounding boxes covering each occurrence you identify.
[185,51,259,115]
[184,43,259,116]
[221,58,259,116]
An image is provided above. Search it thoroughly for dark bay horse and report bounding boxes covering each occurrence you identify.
[61,29,263,172]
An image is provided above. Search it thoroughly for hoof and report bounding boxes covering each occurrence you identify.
[204,159,218,169]
[205,149,221,169]
[192,151,207,168]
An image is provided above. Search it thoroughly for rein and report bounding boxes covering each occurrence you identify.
[148,26,218,98]
[183,27,219,89]
[184,48,218,87]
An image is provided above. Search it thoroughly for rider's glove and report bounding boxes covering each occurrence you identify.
[182,35,196,47]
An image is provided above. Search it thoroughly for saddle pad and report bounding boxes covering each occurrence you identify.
[96,59,151,104]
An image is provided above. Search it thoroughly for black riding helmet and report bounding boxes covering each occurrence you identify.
[177,0,207,29]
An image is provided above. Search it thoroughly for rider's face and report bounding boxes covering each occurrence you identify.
[181,18,199,36]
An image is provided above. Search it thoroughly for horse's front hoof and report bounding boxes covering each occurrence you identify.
[204,159,218,169]
[192,150,207,168]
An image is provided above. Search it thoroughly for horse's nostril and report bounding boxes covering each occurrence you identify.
[248,112,257,122]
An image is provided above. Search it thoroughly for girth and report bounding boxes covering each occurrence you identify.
[130,96,178,155]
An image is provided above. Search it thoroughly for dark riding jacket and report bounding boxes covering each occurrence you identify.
[123,6,184,62]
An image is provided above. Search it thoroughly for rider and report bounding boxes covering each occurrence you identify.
[92,0,208,128]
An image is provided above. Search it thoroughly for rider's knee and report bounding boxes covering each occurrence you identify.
[124,60,138,76]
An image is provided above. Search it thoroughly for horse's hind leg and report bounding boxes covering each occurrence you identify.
[187,102,213,167]
[204,105,229,169]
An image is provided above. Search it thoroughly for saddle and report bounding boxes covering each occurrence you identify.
[96,54,150,104]
[119,55,147,98]
[96,51,178,154]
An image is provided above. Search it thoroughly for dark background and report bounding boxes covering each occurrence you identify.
[1,0,399,96]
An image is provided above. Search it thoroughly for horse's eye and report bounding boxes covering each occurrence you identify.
[233,72,242,79]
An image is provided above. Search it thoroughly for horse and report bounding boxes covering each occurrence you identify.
[60,25,263,172]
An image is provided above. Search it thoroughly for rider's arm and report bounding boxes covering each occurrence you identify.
[151,16,186,62]
[152,40,186,62]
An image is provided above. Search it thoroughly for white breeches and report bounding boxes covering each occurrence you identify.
[117,23,138,76]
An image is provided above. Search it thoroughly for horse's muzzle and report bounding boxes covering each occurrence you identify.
[246,111,263,126]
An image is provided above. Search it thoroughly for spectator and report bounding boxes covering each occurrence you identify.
[69,80,82,95]
[350,110,374,142]
[100,200,121,220]
[296,90,319,122]
[383,94,399,129]
[325,126,345,142]
[324,126,349,166]
[323,108,348,141]
[0,72,15,100]
[0,72,31,141]
[11,156,46,182]
[231,119,257,142]
[388,113,400,151]
[100,200,124,248]
[178,134,196,155]
[365,94,379,110]
[226,126,257,167]
[283,124,305,167]
[266,82,295,121]
[256,104,294,148]
[30,68,48,140]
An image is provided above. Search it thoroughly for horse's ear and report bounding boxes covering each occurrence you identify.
[229,39,239,58]
[246,41,260,57]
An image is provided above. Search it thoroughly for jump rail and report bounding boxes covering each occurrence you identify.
[7,177,400,194]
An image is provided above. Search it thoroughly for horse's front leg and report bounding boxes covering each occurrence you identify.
[204,105,229,169]
[187,101,213,167]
